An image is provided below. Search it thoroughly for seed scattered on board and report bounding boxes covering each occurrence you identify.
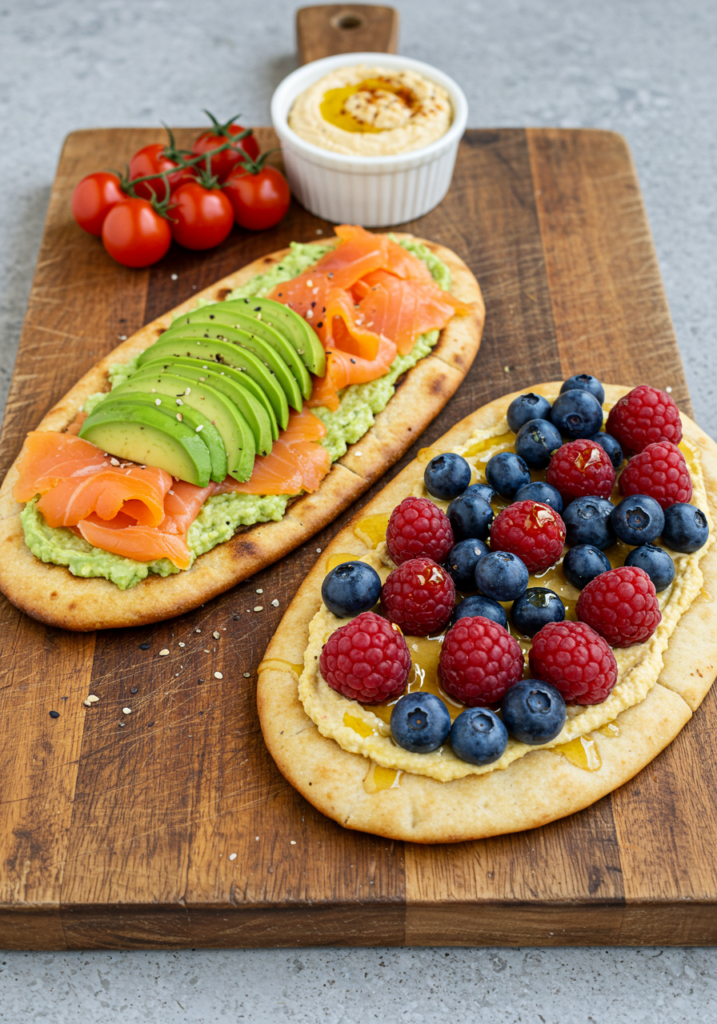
[214,671,223,679]
[254,606,263,612]
[49,710,60,719]
[243,672,251,678]
[123,707,132,715]
[178,641,185,648]
[83,694,100,707]
[256,588,263,594]
[229,853,237,861]
[130,687,138,694]
[159,648,169,656]
[139,642,150,650]
[271,599,279,608]
[213,631,220,639]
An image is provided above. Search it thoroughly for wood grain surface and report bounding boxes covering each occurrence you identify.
[296,4,399,64]
[1,125,712,951]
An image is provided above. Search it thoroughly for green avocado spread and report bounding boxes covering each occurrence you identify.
[22,238,452,588]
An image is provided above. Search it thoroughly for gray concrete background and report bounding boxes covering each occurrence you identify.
[1,0,716,1019]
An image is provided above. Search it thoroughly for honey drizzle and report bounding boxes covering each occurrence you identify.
[553,735,602,771]
[326,552,360,573]
[353,513,390,548]
[364,762,403,792]
[258,658,303,677]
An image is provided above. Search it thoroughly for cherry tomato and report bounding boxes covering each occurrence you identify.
[71,172,125,236]
[192,124,260,182]
[129,144,195,201]
[224,166,291,231]
[170,182,234,250]
[101,198,172,268]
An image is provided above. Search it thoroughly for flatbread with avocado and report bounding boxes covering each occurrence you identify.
[257,383,717,844]
[0,231,484,631]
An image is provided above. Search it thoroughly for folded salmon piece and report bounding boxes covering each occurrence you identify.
[309,336,397,412]
[352,269,471,356]
[75,481,217,569]
[37,467,172,528]
[14,431,114,501]
[218,408,331,495]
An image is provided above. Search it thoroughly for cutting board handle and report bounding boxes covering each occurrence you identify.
[296,4,399,64]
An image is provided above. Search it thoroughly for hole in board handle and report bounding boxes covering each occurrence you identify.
[332,13,364,30]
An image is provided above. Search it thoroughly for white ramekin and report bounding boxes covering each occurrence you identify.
[271,52,468,227]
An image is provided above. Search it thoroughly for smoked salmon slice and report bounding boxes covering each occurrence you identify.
[270,224,471,409]
[218,408,330,495]
[14,431,114,501]
[74,481,217,570]
[37,467,172,528]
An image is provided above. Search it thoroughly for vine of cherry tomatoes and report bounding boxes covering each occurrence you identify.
[71,113,291,269]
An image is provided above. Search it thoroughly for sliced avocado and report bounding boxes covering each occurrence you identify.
[160,323,303,413]
[132,355,279,442]
[79,400,212,488]
[112,373,255,482]
[132,359,273,457]
[88,393,228,483]
[176,307,312,400]
[221,296,326,378]
[137,337,289,430]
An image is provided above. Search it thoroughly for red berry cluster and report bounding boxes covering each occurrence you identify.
[439,616,524,706]
[618,440,692,509]
[546,439,615,501]
[490,500,566,571]
[576,566,661,648]
[319,611,411,704]
[529,620,618,704]
[386,497,454,566]
[606,385,682,454]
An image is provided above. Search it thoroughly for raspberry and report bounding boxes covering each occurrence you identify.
[385,496,454,566]
[439,616,524,706]
[490,500,566,572]
[618,440,692,510]
[576,566,661,648]
[382,558,455,636]
[319,611,411,704]
[606,385,683,454]
[546,439,616,501]
[528,620,618,704]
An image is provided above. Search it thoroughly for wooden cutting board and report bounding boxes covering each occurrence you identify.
[3,122,716,950]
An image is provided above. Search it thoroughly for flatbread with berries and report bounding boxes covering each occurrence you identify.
[257,383,717,843]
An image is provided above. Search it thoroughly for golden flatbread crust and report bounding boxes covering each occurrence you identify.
[0,235,484,631]
[257,382,717,843]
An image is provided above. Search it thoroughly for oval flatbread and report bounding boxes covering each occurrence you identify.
[258,383,717,844]
[0,234,484,631]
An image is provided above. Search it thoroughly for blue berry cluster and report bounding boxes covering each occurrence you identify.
[390,679,567,764]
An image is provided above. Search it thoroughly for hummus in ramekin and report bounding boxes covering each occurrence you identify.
[288,64,453,156]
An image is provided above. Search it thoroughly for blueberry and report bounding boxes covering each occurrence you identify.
[450,594,508,630]
[424,452,472,500]
[390,692,451,753]
[589,431,623,470]
[511,587,565,638]
[562,496,616,549]
[514,481,564,513]
[560,373,606,406]
[662,502,710,553]
[563,544,612,590]
[474,550,529,602]
[550,390,604,438]
[611,494,665,546]
[507,392,553,433]
[462,482,496,504]
[515,418,563,470]
[625,544,675,592]
[321,561,382,618]
[450,707,508,765]
[485,451,530,499]
[445,538,489,590]
[447,493,494,541]
[501,680,567,745]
